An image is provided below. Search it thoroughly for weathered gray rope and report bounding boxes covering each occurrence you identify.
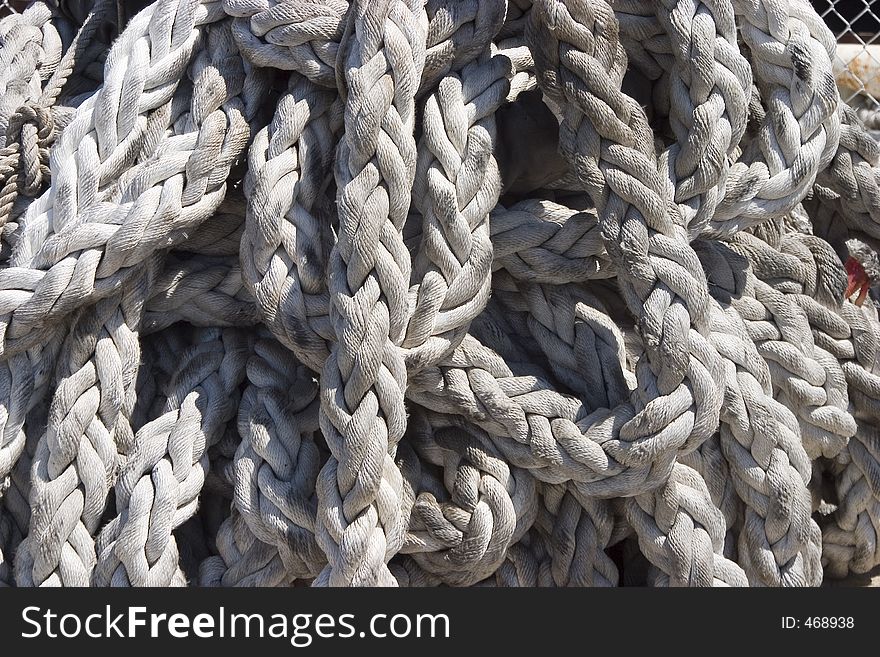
[477,528,552,587]
[0,0,258,360]
[654,0,752,238]
[144,251,257,334]
[226,0,506,95]
[0,332,60,502]
[619,0,842,236]
[0,3,61,138]
[499,298,625,587]
[14,261,157,587]
[706,294,821,586]
[403,409,538,586]
[227,334,324,580]
[0,375,53,586]
[814,97,880,244]
[625,459,748,586]
[536,482,618,586]
[201,505,293,586]
[226,0,348,86]
[706,0,841,233]
[404,48,507,369]
[491,200,614,284]
[0,2,64,260]
[5,13,263,588]
[0,0,112,234]
[528,0,726,488]
[741,224,880,578]
[722,232,857,460]
[506,269,744,586]
[240,71,339,373]
[92,327,252,586]
[3,0,880,589]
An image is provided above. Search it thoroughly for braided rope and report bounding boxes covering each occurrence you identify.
[403,409,538,586]
[229,334,324,580]
[529,0,726,488]
[93,327,252,586]
[0,1,254,360]
[0,0,113,235]
[738,224,880,578]
[14,263,157,586]
[313,0,428,587]
[1,0,880,589]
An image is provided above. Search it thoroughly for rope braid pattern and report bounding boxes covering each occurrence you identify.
[528,0,726,491]
[226,334,324,581]
[2,0,880,588]
[315,0,427,587]
[93,327,252,586]
[0,0,254,360]
[733,224,880,578]
[0,0,115,238]
[14,264,157,587]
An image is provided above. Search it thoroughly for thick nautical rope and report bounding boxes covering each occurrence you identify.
[0,330,60,501]
[493,270,747,585]
[241,5,508,377]
[0,333,59,587]
[240,71,339,372]
[735,224,880,578]
[13,262,157,587]
[493,254,745,586]
[535,482,619,586]
[201,505,293,586]
[617,0,842,236]
[403,47,508,375]
[92,327,252,586]
[144,251,257,334]
[0,2,61,137]
[529,0,826,586]
[704,0,841,233]
[624,459,748,586]
[490,200,614,284]
[3,11,261,588]
[527,0,726,491]
[225,0,505,93]
[706,296,821,585]
[403,409,537,586]
[481,289,624,585]
[0,0,254,361]
[0,0,113,234]
[3,0,880,589]
[718,231,857,460]
[227,334,324,581]
[0,1,63,258]
[654,0,751,238]
[314,0,428,587]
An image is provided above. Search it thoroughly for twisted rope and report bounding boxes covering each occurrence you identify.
[1,0,879,589]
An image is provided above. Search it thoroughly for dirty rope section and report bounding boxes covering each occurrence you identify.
[1,0,880,587]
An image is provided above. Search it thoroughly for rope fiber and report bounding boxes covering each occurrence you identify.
[1,0,880,587]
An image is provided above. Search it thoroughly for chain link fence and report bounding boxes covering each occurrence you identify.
[0,1,19,17]
[813,0,880,113]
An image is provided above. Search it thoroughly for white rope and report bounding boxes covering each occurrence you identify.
[2,0,880,588]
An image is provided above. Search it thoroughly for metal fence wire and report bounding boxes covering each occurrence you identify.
[814,0,880,113]
[0,0,19,17]
[0,0,879,110]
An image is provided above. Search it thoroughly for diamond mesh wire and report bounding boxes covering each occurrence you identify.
[814,0,880,112]
[0,0,20,18]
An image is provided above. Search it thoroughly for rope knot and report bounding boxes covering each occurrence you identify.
[4,102,55,196]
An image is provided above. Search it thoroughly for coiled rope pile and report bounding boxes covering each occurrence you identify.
[2,0,880,587]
